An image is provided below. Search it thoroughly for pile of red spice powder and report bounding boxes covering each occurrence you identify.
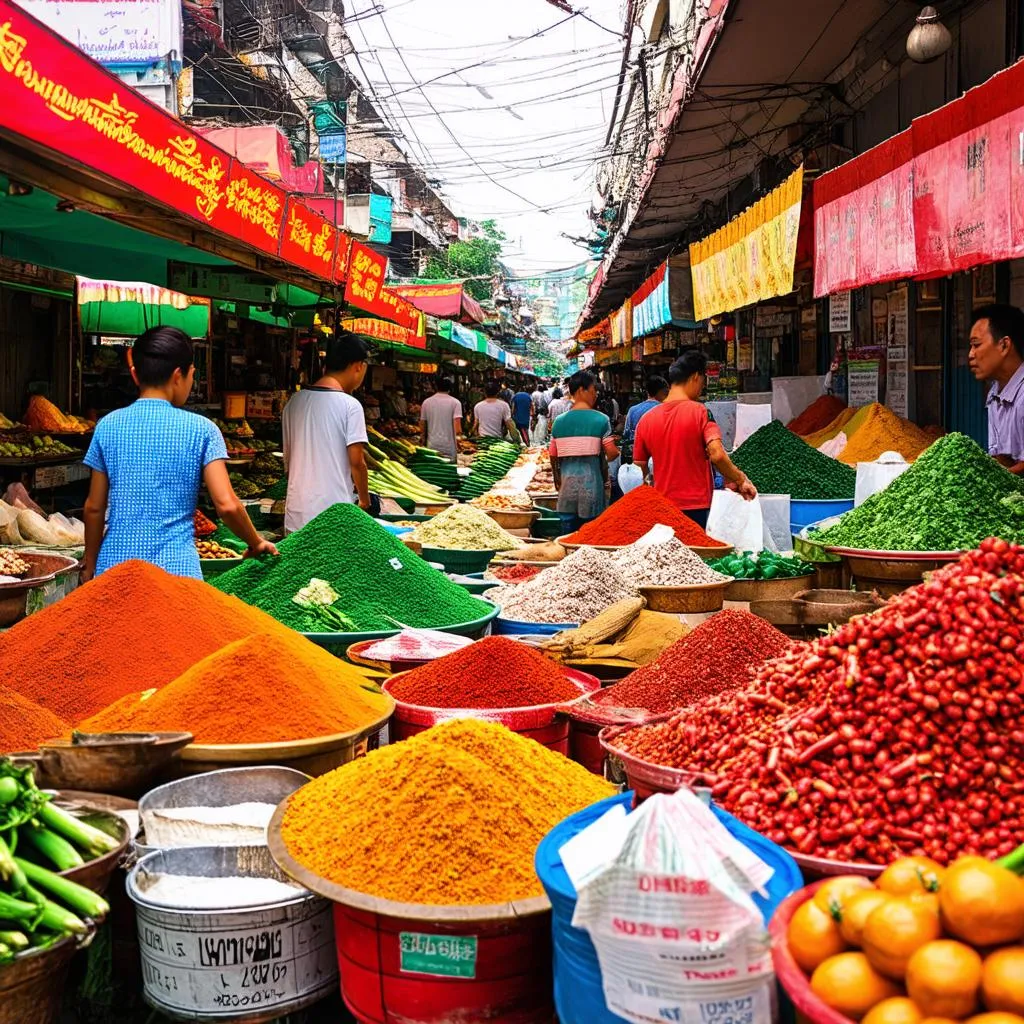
[594,610,794,715]
[563,486,727,547]
[489,564,544,584]
[0,560,313,724]
[386,636,581,709]
[1,685,69,753]
[786,394,847,436]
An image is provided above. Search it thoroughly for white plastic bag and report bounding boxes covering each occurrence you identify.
[732,402,773,449]
[855,451,911,506]
[572,789,777,1024]
[16,509,60,545]
[707,491,777,553]
[818,431,848,459]
[758,494,792,552]
[0,501,25,545]
[618,462,644,494]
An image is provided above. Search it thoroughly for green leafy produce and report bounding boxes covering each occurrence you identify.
[213,502,490,631]
[814,433,1024,551]
[0,758,113,961]
[732,419,856,499]
[710,550,814,580]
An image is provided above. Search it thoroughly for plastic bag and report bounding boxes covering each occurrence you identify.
[572,788,777,1024]
[46,513,84,545]
[15,509,60,545]
[732,402,773,449]
[0,501,25,545]
[758,494,792,552]
[617,462,644,495]
[2,483,43,515]
[707,491,777,553]
[855,451,911,506]
[818,431,848,459]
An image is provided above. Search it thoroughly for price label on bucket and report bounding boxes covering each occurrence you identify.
[399,932,478,979]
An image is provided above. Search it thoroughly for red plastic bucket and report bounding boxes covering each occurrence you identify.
[769,882,856,1024]
[567,716,605,776]
[598,721,714,802]
[332,898,553,1024]
[382,667,601,755]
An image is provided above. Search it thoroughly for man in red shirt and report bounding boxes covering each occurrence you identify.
[633,349,755,528]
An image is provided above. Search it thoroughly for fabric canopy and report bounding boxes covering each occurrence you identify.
[392,281,486,325]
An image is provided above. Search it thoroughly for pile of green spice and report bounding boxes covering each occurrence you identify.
[732,419,856,499]
[814,433,1024,552]
[212,503,490,631]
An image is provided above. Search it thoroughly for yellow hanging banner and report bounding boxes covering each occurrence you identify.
[689,165,804,321]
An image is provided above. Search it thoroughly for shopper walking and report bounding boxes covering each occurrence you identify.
[547,388,570,427]
[81,326,277,582]
[549,370,619,531]
[510,387,534,444]
[419,377,462,461]
[530,383,550,444]
[970,303,1024,474]
[473,380,519,442]
[633,349,755,529]
[623,376,669,452]
[281,330,373,534]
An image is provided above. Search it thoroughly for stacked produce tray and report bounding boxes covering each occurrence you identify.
[453,441,521,501]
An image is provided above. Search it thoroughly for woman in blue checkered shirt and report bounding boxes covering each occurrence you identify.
[81,327,278,581]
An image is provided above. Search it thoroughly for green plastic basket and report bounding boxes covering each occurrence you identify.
[420,546,497,574]
[530,517,565,539]
[301,601,500,657]
[377,513,433,523]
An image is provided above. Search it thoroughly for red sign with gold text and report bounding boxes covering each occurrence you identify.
[278,197,336,283]
[344,242,424,337]
[341,317,426,350]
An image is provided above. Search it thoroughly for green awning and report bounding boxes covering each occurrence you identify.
[80,299,210,337]
[214,301,293,328]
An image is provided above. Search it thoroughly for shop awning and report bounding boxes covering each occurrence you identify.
[391,281,486,325]
[341,316,426,352]
[813,58,1024,296]
[629,254,700,336]
[77,277,211,337]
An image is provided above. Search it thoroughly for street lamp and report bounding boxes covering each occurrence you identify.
[906,6,952,63]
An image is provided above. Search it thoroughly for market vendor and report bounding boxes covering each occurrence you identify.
[282,330,374,532]
[970,303,1024,474]
[81,327,277,583]
[419,377,462,461]
[549,369,619,530]
[633,349,755,528]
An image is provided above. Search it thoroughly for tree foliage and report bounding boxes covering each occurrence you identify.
[422,220,506,300]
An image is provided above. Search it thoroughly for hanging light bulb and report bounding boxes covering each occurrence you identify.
[907,6,952,63]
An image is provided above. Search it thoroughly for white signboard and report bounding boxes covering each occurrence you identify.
[18,0,183,66]
[829,291,851,333]
[886,287,909,417]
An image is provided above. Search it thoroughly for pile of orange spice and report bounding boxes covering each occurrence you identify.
[78,632,392,744]
[1,685,69,753]
[837,402,934,464]
[280,718,614,905]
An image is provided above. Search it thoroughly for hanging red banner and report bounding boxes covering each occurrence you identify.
[341,316,425,350]
[223,160,287,255]
[344,242,424,336]
[278,198,336,282]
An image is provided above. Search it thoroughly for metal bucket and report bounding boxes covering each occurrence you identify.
[137,767,310,855]
[126,846,337,1022]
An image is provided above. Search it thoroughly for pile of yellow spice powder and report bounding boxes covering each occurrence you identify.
[279,718,614,906]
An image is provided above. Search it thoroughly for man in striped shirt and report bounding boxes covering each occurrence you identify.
[549,370,620,530]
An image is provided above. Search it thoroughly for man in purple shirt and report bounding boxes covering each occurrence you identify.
[970,303,1024,475]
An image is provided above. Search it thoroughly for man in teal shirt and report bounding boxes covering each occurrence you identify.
[549,370,620,531]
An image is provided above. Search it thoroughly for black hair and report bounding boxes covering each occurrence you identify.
[646,375,669,397]
[132,326,194,387]
[567,370,596,395]
[435,377,453,393]
[668,348,708,385]
[325,329,370,373]
[552,387,563,399]
[485,379,501,397]
[973,304,1024,357]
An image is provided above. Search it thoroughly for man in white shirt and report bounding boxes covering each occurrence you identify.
[531,383,550,444]
[419,377,462,461]
[282,331,371,533]
[473,380,519,442]
[546,387,571,426]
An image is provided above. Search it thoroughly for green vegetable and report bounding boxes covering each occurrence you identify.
[34,801,118,859]
[710,549,814,581]
[0,778,19,806]
[814,434,1024,552]
[20,823,85,871]
[15,858,109,921]
[0,760,49,831]
[732,420,856,500]
[0,929,29,951]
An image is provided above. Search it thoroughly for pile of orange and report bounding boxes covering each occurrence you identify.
[785,855,1024,1022]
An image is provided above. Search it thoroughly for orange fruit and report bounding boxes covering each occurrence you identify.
[863,997,925,1024]
[879,857,946,896]
[940,859,1024,947]
[841,889,894,947]
[919,1020,963,1024]
[815,875,876,916]
[863,896,943,979]
[965,1015,1024,1024]
[906,940,983,1018]
[908,891,942,915]
[788,898,847,973]
[981,947,1024,1014]
[810,952,902,1020]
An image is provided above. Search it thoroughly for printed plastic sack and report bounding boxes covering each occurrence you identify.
[855,451,911,507]
[618,462,644,495]
[572,789,777,1024]
[0,501,25,546]
[707,491,777,554]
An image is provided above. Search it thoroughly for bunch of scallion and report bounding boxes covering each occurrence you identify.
[0,758,115,963]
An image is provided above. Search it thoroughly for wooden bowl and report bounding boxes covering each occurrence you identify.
[638,581,728,613]
[724,573,816,603]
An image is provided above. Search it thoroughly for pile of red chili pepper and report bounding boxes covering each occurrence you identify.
[489,564,544,584]
[592,610,793,718]
[386,636,581,709]
[615,538,1024,866]
[563,485,728,548]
